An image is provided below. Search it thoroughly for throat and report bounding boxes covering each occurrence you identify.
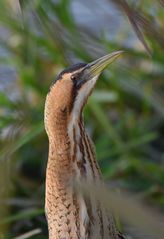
[68,117,101,181]
[46,113,101,188]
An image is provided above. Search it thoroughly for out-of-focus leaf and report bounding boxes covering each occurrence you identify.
[77,180,164,239]
[14,228,42,239]
[0,122,44,160]
[0,92,15,108]
[98,132,157,159]
[89,99,123,147]
[91,90,118,103]
[159,0,164,7]
[0,208,44,225]
[110,0,152,55]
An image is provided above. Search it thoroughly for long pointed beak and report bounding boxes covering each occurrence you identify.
[85,50,123,79]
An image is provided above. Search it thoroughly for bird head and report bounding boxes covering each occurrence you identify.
[44,51,123,134]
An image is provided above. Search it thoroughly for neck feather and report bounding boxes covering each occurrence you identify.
[45,112,102,239]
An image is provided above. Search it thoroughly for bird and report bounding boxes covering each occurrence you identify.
[44,51,125,239]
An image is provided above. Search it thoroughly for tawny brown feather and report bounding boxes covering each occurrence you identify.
[44,53,125,239]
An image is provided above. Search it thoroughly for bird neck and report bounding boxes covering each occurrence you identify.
[45,112,102,239]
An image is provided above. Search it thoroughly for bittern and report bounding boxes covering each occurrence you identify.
[44,51,125,239]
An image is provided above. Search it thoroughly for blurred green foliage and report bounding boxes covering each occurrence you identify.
[0,0,163,238]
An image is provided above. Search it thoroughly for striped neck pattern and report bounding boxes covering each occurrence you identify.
[45,116,119,239]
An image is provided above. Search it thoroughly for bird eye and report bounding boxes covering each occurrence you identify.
[71,75,77,81]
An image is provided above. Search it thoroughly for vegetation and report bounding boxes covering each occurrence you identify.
[0,0,163,238]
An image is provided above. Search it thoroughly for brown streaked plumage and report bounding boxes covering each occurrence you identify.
[44,51,125,239]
